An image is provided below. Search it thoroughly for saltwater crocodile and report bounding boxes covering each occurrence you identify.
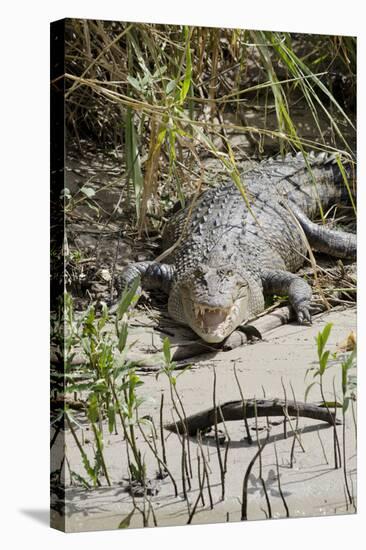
[117,152,356,343]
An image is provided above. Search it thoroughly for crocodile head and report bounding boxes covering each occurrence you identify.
[170,263,257,343]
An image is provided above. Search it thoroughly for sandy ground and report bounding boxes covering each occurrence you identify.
[51,305,356,532]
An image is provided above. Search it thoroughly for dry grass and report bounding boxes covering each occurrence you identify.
[63,20,356,233]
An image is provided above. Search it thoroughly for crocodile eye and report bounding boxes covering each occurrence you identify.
[217,268,234,278]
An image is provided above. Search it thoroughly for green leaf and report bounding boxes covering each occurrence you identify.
[92,380,108,393]
[317,323,333,359]
[97,303,109,330]
[127,75,142,91]
[319,350,330,375]
[304,381,317,402]
[135,396,146,408]
[125,107,143,217]
[335,155,357,214]
[71,471,91,489]
[163,337,171,364]
[66,381,91,393]
[116,277,141,320]
[118,321,128,353]
[343,397,350,413]
[180,26,192,103]
[82,306,96,335]
[348,374,357,391]
[316,332,323,360]
[81,452,96,483]
[166,79,177,94]
[342,349,357,371]
[129,462,143,482]
[118,508,135,529]
[65,409,85,430]
[87,393,99,424]
[318,401,342,408]
[176,363,192,378]
[152,65,167,79]
[168,129,176,162]
[156,126,167,147]
[108,405,116,434]
[113,364,130,379]
[180,77,191,103]
[322,323,333,346]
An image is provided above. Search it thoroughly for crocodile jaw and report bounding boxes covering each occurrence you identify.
[182,297,249,343]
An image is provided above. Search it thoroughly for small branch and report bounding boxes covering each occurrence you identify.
[233,363,253,444]
[274,439,290,517]
[316,427,329,465]
[281,378,288,439]
[197,432,213,509]
[159,393,167,466]
[213,369,226,501]
[165,398,341,436]
[254,402,272,519]
[241,432,269,520]
[137,422,178,498]
[187,454,206,524]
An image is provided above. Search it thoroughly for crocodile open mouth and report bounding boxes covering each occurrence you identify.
[176,290,249,343]
[193,303,231,329]
[190,302,242,342]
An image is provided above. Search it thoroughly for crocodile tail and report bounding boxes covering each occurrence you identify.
[263,150,355,216]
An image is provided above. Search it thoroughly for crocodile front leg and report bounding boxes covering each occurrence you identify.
[261,269,312,323]
[116,261,175,296]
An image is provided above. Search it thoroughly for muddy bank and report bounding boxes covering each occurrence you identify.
[52,306,356,532]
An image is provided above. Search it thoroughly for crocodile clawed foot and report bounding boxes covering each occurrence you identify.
[296,304,312,325]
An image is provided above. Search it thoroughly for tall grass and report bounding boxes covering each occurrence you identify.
[63,20,356,231]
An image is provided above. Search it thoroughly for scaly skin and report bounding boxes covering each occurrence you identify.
[116,152,356,343]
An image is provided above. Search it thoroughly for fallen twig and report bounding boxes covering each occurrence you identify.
[165,398,341,436]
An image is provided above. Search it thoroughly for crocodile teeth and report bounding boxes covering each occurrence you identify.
[193,304,232,329]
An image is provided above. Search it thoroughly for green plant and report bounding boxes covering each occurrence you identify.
[51,281,149,487]
[305,322,357,477]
